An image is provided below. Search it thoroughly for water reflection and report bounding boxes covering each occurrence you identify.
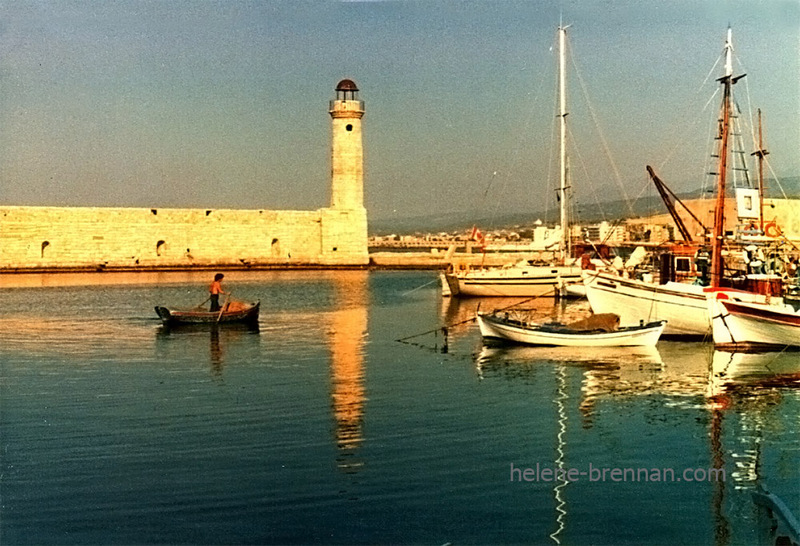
[550,363,569,545]
[156,322,260,377]
[475,342,800,545]
[210,328,222,374]
[0,315,155,359]
[706,350,800,546]
[707,350,800,490]
[709,350,800,396]
[479,343,668,428]
[327,271,369,474]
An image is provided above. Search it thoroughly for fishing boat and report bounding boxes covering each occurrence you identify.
[708,291,800,350]
[444,25,581,298]
[583,28,776,336]
[477,311,666,347]
[155,299,260,326]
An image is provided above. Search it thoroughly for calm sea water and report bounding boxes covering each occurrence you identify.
[1,270,798,545]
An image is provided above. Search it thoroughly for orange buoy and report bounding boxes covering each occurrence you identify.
[765,221,782,238]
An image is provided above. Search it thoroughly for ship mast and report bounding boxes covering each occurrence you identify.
[752,108,768,233]
[710,28,745,288]
[558,25,570,264]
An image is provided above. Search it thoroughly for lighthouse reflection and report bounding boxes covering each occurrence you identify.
[327,271,369,473]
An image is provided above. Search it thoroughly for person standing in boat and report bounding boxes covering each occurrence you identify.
[209,273,229,312]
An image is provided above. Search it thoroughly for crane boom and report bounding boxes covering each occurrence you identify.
[646,165,701,242]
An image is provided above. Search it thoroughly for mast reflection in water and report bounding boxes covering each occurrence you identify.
[476,337,800,546]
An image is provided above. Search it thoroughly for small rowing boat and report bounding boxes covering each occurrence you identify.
[477,311,666,347]
[155,300,260,326]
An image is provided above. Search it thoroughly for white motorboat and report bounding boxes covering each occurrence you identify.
[445,261,582,298]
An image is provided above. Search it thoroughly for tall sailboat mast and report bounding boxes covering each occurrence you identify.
[710,28,744,288]
[753,108,768,233]
[558,25,570,264]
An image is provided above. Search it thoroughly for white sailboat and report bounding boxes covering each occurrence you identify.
[444,25,581,298]
[583,28,770,336]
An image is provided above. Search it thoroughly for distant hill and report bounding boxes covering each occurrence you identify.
[368,176,800,235]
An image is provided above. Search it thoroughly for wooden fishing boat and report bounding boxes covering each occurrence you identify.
[583,29,783,337]
[708,292,800,350]
[155,300,260,325]
[477,311,666,347]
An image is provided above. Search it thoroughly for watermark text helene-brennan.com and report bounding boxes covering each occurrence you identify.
[510,463,725,483]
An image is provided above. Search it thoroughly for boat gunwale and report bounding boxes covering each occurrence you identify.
[155,301,260,324]
[478,312,666,338]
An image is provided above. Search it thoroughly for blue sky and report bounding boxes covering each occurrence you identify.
[1,1,798,222]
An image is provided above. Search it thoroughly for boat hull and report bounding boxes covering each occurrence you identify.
[583,271,776,338]
[477,313,666,347]
[709,295,800,350]
[582,271,709,336]
[445,266,582,298]
[155,301,260,325]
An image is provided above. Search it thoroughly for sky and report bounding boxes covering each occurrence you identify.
[1,0,798,224]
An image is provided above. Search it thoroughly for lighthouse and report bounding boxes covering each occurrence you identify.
[329,79,365,210]
[319,79,369,265]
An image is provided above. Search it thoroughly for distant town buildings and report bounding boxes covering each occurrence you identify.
[370,196,800,253]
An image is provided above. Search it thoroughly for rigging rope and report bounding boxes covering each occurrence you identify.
[568,124,607,223]
[395,288,558,343]
[566,35,635,218]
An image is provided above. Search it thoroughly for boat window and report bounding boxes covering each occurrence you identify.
[675,257,691,272]
[156,240,166,256]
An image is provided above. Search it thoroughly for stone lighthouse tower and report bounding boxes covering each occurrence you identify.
[329,79,365,210]
[320,79,368,265]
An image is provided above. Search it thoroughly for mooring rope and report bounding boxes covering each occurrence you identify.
[395,288,558,343]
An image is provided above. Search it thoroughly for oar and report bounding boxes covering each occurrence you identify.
[216,293,231,323]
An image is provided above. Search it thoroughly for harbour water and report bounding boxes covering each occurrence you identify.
[1,270,798,544]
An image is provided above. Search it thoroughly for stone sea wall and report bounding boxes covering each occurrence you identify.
[0,205,369,271]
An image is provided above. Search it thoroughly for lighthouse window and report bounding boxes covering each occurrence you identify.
[346,124,353,132]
